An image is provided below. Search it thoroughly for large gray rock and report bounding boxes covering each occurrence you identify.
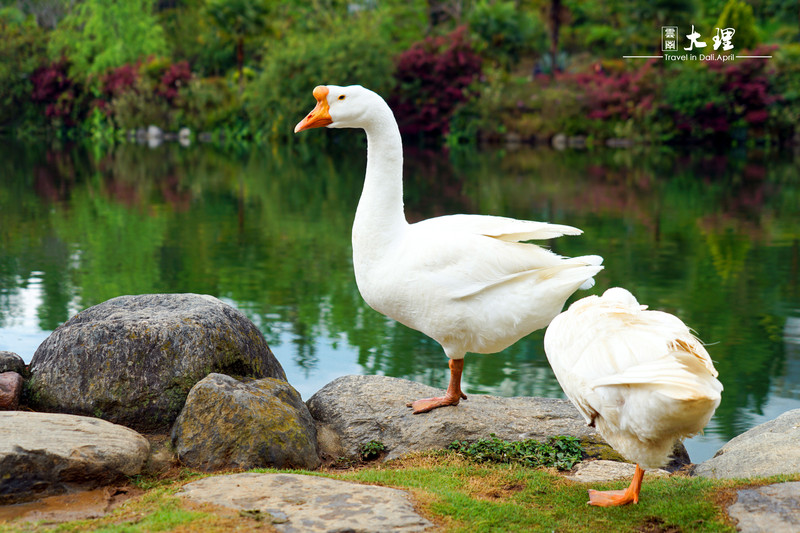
[0,412,149,504]
[727,482,800,532]
[28,294,286,432]
[172,374,319,471]
[694,409,800,479]
[179,473,434,532]
[308,375,606,462]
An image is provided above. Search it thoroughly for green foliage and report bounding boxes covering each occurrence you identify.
[0,7,48,132]
[48,0,168,77]
[468,1,547,67]
[205,0,273,89]
[245,12,395,140]
[663,64,725,119]
[177,76,241,131]
[359,440,386,460]
[448,435,583,471]
[715,0,759,51]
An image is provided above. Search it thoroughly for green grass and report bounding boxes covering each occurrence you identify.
[334,455,734,532]
[2,452,798,533]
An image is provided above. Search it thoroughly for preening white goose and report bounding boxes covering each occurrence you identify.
[295,85,603,413]
[544,287,723,506]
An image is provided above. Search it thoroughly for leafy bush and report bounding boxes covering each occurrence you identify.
[468,1,546,67]
[177,76,240,131]
[0,7,48,131]
[48,0,168,77]
[448,434,583,471]
[245,13,396,140]
[30,59,86,128]
[100,58,193,131]
[570,60,659,122]
[715,0,758,51]
[663,47,779,139]
[391,26,482,137]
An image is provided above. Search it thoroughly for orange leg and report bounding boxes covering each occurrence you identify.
[587,464,645,507]
[408,359,467,414]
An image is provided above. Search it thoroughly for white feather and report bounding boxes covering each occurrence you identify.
[544,287,723,469]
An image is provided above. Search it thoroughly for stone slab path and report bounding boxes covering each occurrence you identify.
[178,472,434,532]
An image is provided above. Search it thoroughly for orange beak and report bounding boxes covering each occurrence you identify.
[294,86,333,133]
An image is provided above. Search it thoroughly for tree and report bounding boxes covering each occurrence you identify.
[47,0,168,77]
[715,0,759,51]
[204,0,272,92]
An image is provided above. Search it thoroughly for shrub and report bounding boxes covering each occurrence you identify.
[177,76,240,131]
[391,26,483,137]
[0,7,48,131]
[47,0,168,78]
[245,13,396,140]
[468,1,547,67]
[30,59,87,128]
[100,58,194,131]
[715,0,758,52]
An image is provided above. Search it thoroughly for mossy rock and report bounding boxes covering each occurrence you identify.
[171,374,320,471]
[28,294,286,432]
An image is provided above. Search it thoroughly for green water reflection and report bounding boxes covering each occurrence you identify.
[1,140,799,463]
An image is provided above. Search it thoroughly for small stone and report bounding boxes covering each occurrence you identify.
[565,460,669,483]
[179,473,434,532]
[0,372,23,410]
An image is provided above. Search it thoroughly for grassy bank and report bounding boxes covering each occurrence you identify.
[3,451,798,533]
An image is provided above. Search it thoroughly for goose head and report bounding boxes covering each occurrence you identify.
[294,85,385,133]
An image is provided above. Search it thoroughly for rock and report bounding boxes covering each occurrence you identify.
[179,472,434,532]
[146,124,162,139]
[308,375,603,462]
[28,293,285,432]
[0,351,26,375]
[0,372,23,410]
[727,482,800,533]
[568,135,587,148]
[551,133,567,150]
[0,412,149,504]
[694,408,800,479]
[172,373,319,471]
[565,460,669,483]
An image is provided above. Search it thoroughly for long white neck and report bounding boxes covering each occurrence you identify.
[352,102,407,261]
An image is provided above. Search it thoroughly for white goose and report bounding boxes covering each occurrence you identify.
[544,287,723,506]
[295,85,603,413]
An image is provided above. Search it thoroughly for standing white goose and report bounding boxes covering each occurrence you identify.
[295,85,603,413]
[544,287,723,506]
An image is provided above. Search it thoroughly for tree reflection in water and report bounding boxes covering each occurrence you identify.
[1,140,798,462]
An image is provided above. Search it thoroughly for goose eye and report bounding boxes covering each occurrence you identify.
[338,95,346,100]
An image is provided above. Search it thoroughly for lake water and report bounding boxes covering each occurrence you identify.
[1,138,799,464]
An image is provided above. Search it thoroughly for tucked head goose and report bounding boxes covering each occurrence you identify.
[544,287,723,506]
[296,85,603,413]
